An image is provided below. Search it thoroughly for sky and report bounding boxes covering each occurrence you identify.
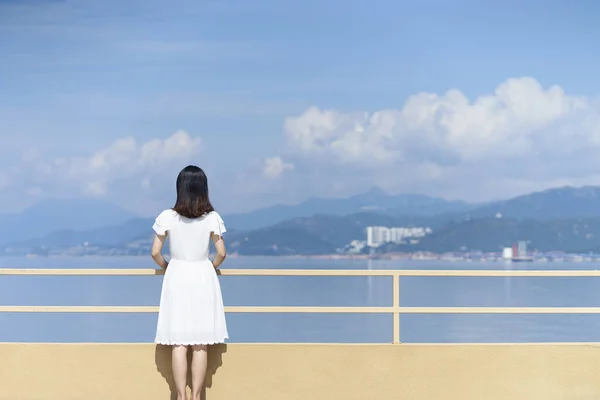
[2,0,600,216]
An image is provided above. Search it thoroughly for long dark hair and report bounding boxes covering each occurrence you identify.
[172,165,215,218]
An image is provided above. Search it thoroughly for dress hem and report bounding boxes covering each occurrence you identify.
[154,337,228,346]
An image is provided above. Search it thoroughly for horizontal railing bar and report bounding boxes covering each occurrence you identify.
[0,268,166,276]
[399,270,600,277]
[5,305,600,314]
[401,307,600,314]
[226,306,391,313]
[0,306,394,313]
[0,268,398,276]
[3,342,600,346]
[0,306,159,313]
[3,268,600,277]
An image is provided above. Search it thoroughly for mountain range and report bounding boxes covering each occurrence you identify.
[0,187,473,246]
[7,185,600,256]
[0,198,138,244]
[224,187,475,230]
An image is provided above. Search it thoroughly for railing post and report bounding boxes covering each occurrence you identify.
[392,273,401,344]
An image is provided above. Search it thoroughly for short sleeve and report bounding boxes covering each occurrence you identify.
[152,209,173,236]
[210,211,227,236]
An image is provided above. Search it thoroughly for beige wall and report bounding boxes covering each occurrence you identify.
[2,343,600,400]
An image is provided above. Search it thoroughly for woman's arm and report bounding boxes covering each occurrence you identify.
[151,234,168,269]
[211,233,227,269]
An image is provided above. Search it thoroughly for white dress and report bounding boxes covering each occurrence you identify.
[152,209,229,345]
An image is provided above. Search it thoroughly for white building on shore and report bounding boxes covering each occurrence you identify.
[366,226,432,247]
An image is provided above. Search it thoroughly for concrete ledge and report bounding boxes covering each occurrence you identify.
[2,343,600,399]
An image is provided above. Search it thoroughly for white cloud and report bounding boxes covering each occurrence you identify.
[283,77,600,200]
[284,107,397,165]
[2,130,202,202]
[284,77,594,165]
[262,156,295,179]
[62,130,201,195]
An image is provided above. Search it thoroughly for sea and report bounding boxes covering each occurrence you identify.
[2,256,600,343]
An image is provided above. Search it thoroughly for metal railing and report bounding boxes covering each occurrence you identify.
[3,268,600,344]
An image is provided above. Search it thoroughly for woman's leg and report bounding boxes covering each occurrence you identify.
[190,345,208,400]
[172,345,189,400]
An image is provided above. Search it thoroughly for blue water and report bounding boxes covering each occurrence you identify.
[2,256,600,343]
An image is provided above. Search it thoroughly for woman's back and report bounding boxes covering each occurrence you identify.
[152,209,227,261]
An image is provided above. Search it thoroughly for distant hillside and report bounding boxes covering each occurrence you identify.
[227,227,335,256]
[0,198,139,244]
[224,187,475,230]
[9,212,600,256]
[227,212,439,255]
[229,214,600,256]
[4,217,154,254]
[380,217,600,254]
[0,188,474,245]
[225,185,600,231]
[465,186,600,221]
[4,211,439,256]
[11,185,600,256]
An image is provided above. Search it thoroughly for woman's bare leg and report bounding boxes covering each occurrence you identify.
[190,345,208,400]
[172,345,189,400]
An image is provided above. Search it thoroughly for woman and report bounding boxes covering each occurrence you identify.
[151,165,228,400]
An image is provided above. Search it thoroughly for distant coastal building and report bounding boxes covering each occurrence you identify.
[366,226,432,247]
[367,226,389,246]
[510,240,534,262]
